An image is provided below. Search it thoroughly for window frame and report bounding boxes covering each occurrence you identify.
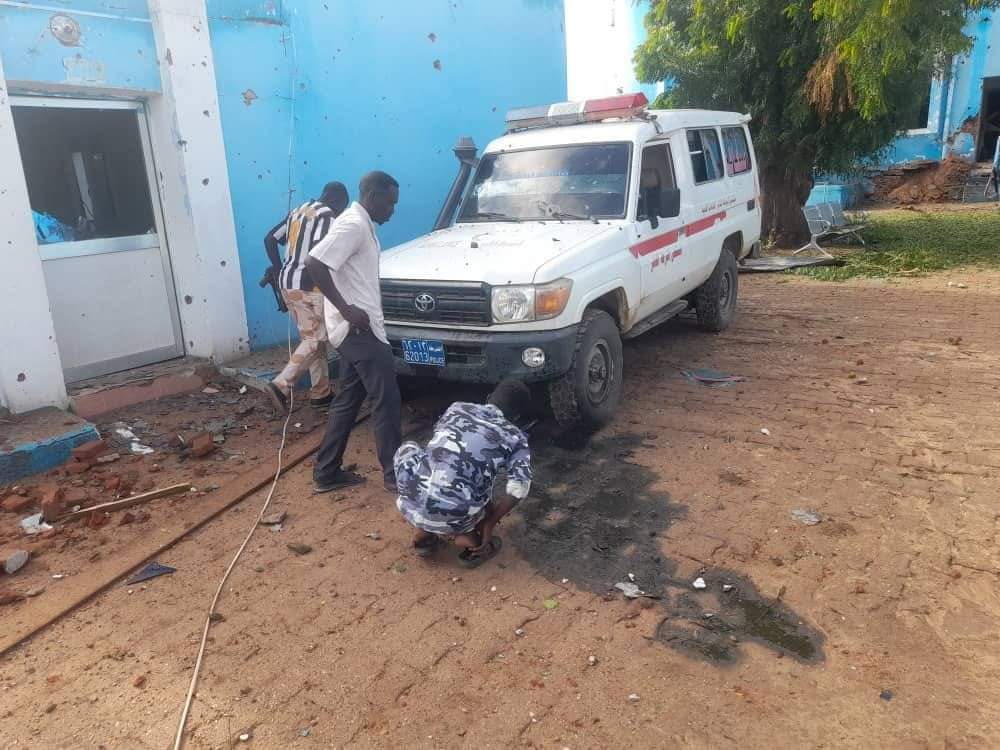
[687,128,725,185]
[721,126,753,177]
[636,140,678,222]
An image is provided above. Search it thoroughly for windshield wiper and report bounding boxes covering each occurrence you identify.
[536,200,597,223]
[547,210,598,223]
[463,211,521,222]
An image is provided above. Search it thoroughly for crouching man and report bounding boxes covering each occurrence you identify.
[393,379,532,568]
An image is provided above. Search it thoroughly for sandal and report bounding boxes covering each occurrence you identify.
[458,535,503,569]
[413,535,441,558]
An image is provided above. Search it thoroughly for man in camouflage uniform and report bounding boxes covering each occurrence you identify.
[393,379,532,567]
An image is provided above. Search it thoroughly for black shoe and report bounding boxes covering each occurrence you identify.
[310,393,334,408]
[264,382,288,413]
[313,468,367,494]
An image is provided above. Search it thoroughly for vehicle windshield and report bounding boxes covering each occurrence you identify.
[457,142,630,222]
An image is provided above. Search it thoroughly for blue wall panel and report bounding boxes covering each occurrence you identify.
[0,3,159,92]
[216,0,568,349]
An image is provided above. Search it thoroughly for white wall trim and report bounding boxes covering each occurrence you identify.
[0,58,69,414]
[147,0,250,364]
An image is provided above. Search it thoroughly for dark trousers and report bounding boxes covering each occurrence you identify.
[314,330,402,483]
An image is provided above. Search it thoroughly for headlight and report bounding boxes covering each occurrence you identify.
[491,279,572,324]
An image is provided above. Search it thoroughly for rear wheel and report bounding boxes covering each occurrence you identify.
[694,249,739,332]
[548,309,623,431]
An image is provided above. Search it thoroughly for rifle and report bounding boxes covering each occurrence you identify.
[259,266,288,313]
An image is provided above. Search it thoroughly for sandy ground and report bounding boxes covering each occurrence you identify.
[1,270,999,749]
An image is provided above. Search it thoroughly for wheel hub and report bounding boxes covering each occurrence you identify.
[586,339,613,405]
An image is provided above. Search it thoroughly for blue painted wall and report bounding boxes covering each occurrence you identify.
[0,1,159,93]
[217,0,568,349]
[1,0,568,351]
[207,2,296,348]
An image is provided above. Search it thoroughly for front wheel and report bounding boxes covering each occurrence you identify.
[694,249,739,332]
[548,310,623,431]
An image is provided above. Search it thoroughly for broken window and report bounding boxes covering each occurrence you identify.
[11,105,156,245]
[905,76,933,131]
[687,128,724,184]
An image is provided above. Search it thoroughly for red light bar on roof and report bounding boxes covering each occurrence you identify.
[506,92,649,131]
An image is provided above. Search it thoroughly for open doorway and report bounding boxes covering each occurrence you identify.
[976,76,1000,162]
[11,97,183,382]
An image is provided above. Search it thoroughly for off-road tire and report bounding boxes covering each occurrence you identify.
[694,249,739,332]
[548,309,623,431]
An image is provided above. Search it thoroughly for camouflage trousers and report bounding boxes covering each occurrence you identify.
[273,289,332,400]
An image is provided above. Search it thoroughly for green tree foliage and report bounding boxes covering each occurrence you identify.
[635,0,996,243]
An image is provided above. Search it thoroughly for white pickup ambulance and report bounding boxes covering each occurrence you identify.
[380,93,761,429]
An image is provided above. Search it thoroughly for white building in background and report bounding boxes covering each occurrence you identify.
[565,0,662,101]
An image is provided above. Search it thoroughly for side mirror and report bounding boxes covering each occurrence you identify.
[641,188,659,229]
[659,187,681,218]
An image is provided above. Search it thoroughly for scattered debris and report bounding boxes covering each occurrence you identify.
[239,731,252,742]
[133,674,147,688]
[202,387,220,395]
[299,727,311,737]
[365,531,381,540]
[722,584,735,593]
[681,368,747,387]
[2,494,34,514]
[615,582,644,599]
[287,543,312,555]
[760,428,771,436]
[96,452,121,464]
[20,513,53,536]
[0,589,25,606]
[2,549,29,575]
[514,628,526,637]
[113,424,155,455]
[208,612,225,623]
[693,577,707,590]
[239,385,248,394]
[259,511,287,526]
[880,689,894,702]
[58,483,192,522]
[542,598,559,610]
[627,693,641,703]
[125,561,176,585]
[51,574,66,580]
[588,655,598,666]
[25,585,45,597]
[791,509,822,526]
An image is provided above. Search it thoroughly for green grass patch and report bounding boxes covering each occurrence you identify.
[794,208,1000,281]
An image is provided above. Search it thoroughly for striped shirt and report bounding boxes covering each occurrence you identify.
[266,201,338,291]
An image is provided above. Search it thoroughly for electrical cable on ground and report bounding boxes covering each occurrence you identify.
[172,317,297,750]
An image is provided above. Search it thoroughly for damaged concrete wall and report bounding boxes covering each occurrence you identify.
[883,9,998,165]
[206,0,295,349]
[215,0,568,349]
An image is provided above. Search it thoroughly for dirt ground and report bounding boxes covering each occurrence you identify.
[2,270,999,749]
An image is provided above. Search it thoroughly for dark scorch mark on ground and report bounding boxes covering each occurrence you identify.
[508,428,824,665]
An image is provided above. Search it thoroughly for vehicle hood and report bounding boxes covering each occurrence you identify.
[380,222,614,285]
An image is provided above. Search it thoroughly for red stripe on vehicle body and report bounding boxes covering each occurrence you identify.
[684,211,727,236]
[629,229,680,258]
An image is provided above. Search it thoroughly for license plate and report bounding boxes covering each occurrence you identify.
[401,339,445,366]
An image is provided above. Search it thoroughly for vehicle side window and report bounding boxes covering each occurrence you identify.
[721,126,752,176]
[687,128,724,184]
[637,143,676,221]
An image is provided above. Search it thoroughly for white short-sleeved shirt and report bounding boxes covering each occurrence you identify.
[308,202,387,347]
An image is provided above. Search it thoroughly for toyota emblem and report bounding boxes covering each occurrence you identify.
[414,293,436,313]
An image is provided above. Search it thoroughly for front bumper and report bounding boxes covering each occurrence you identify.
[386,323,578,384]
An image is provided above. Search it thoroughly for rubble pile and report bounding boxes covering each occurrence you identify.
[871,157,972,204]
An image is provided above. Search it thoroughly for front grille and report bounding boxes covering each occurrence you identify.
[381,280,491,326]
[390,340,486,367]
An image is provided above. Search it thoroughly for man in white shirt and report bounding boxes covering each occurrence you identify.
[305,171,402,493]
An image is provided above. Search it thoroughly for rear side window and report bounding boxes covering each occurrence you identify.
[722,127,752,175]
[687,129,724,184]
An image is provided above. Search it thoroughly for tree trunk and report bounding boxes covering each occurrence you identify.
[760,162,814,247]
